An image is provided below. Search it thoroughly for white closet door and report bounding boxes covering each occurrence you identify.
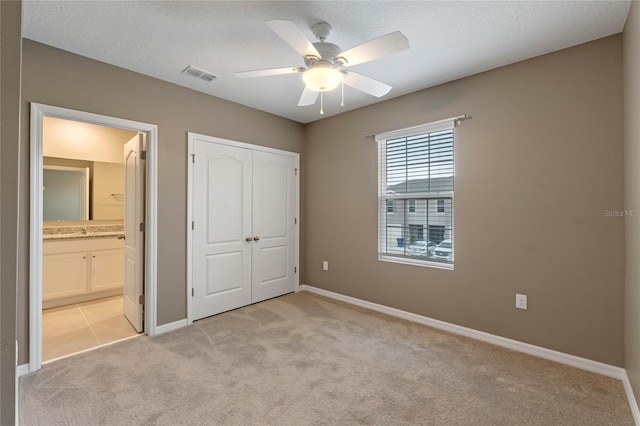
[251,150,296,303]
[192,142,252,320]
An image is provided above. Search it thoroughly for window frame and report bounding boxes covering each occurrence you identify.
[376,119,456,270]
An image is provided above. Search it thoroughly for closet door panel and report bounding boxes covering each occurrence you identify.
[251,150,296,303]
[192,142,252,320]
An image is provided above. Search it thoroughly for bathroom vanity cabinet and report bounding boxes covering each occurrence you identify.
[43,237,124,308]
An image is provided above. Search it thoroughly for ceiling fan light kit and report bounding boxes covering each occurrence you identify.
[302,65,341,92]
[235,19,409,116]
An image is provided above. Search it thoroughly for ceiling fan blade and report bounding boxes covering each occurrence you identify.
[343,71,392,97]
[235,67,303,78]
[298,86,320,106]
[337,31,409,67]
[266,20,321,58]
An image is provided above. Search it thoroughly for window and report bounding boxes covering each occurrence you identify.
[377,119,455,268]
[386,199,394,213]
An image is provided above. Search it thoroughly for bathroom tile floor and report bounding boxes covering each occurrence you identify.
[43,296,139,362]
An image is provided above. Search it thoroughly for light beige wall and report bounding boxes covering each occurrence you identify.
[92,162,124,220]
[18,33,626,369]
[305,35,624,365]
[44,117,137,164]
[624,0,640,406]
[0,1,22,422]
[19,40,305,364]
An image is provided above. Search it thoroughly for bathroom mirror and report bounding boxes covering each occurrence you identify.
[43,157,125,222]
[43,165,90,221]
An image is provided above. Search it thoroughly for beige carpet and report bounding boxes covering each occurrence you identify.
[20,291,633,425]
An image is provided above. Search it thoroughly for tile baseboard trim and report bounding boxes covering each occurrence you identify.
[42,289,123,310]
[299,284,638,419]
[155,318,188,335]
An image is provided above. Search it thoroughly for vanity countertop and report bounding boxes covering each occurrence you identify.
[43,223,124,241]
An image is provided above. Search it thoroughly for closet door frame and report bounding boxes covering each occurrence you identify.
[186,132,300,324]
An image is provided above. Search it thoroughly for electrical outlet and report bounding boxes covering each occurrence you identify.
[516,293,528,310]
[322,261,329,271]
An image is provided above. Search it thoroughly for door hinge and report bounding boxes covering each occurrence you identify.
[140,150,147,160]
[295,168,298,176]
[139,222,145,232]
[294,217,297,225]
[191,154,195,163]
[192,221,194,230]
[139,295,144,305]
[192,288,195,297]
[294,266,297,273]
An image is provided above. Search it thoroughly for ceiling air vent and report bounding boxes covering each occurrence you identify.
[181,65,218,82]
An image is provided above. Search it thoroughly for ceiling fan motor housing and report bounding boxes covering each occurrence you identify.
[305,42,343,67]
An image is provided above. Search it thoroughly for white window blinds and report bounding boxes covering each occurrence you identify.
[377,119,455,267]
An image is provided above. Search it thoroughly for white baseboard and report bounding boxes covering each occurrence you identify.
[16,364,30,378]
[299,284,640,421]
[16,364,31,424]
[300,285,623,378]
[16,364,28,426]
[16,286,640,423]
[622,371,640,425]
[300,284,640,426]
[155,318,188,335]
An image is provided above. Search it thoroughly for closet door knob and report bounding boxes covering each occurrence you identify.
[245,237,252,242]
[253,236,260,241]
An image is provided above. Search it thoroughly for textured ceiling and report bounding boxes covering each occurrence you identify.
[22,1,631,124]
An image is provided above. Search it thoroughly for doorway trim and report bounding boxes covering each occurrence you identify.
[29,103,159,372]
[186,132,300,324]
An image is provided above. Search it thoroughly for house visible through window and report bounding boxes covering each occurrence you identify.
[409,224,424,244]
[376,118,455,268]
[428,225,445,243]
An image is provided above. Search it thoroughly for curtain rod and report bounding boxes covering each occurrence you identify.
[364,114,472,138]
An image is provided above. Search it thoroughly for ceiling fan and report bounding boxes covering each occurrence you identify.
[235,20,410,114]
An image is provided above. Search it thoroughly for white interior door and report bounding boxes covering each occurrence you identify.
[192,141,252,321]
[123,133,144,332]
[251,151,296,303]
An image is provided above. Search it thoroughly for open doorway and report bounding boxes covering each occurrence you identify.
[29,103,158,372]
[41,118,139,361]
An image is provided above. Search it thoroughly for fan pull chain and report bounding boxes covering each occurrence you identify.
[320,91,324,115]
[341,73,345,107]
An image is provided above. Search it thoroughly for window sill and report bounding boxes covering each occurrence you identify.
[379,255,454,270]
